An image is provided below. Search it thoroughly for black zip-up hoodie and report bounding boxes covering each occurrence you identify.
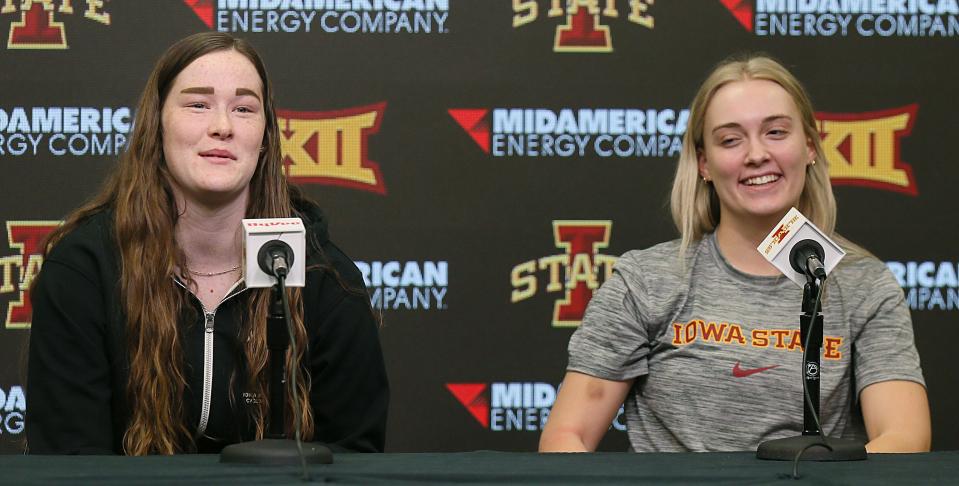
[26,201,388,454]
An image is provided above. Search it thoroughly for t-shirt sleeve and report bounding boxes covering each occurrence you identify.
[848,260,925,397]
[567,252,651,381]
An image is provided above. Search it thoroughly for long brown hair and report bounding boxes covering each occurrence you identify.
[42,32,313,454]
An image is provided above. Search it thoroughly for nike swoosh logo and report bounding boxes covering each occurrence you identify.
[732,362,780,378]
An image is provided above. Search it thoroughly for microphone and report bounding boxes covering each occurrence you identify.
[225,219,333,469]
[258,239,293,279]
[757,207,845,287]
[242,218,306,288]
[789,239,827,281]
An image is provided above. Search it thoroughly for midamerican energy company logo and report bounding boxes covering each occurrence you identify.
[511,221,617,328]
[184,0,449,34]
[512,0,655,52]
[0,106,131,157]
[446,382,626,432]
[0,386,26,436]
[278,103,386,194]
[449,108,688,158]
[1,221,59,329]
[451,105,920,195]
[720,0,959,37]
[355,260,448,310]
[1,0,111,49]
[887,261,959,311]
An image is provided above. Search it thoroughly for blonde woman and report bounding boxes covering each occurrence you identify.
[540,55,929,453]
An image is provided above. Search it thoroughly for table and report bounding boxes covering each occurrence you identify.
[3,450,958,484]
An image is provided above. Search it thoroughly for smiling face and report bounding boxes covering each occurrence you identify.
[698,78,816,230]
[161,49,266,207]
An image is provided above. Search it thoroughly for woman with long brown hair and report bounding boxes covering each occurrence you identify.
[539,55,929,453]
[26,32,388,455]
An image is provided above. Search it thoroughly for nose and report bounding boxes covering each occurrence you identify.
[744,139,769,165]
[208,108,233,140]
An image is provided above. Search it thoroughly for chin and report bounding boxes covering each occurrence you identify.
[748,206,794,221]
[192,183,246,198]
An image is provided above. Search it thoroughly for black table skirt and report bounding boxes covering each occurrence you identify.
[4,450,958,485]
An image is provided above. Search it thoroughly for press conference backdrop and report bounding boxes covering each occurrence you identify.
[0,1,956,453]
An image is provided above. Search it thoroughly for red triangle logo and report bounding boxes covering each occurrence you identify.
[448,109,490,154]
[719,0,753,32]
[446,383,489,428]
[183,0,214,29]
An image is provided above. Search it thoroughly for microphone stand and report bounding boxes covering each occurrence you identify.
[221,272,332,466]
[756,275,866,461]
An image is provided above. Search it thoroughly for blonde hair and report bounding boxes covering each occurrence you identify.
[669,54,836,256]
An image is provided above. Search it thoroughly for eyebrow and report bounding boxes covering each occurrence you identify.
[178,86,261,101]
[711,114,792,133]
[180,86,214,95]
[235,87,261,101]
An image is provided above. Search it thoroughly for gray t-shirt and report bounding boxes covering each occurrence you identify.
[567,233,925,452]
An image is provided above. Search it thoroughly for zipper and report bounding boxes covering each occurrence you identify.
[197,311,216,436]
[173,277,247,436]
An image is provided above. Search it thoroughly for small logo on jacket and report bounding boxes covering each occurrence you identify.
[732,361,780,378]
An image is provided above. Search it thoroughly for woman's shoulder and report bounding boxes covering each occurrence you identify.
[831,242,895,279]
[45,209,115,266]
[623,238,684,258]
[295,200,367,294]
[317,240,368,293]
[831,250,902,299]
[37,209,117,293]
[615,238,691,282]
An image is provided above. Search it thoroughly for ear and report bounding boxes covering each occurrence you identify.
[697,149,710,181]
[805,137,817,164]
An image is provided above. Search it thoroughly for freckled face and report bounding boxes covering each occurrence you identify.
[698,79,816,226]
[161,49,265,205]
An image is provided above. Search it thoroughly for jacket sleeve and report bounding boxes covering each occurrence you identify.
[307,289,389,453]
[27,259,117,454]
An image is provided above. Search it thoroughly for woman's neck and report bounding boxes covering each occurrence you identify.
[174,192,248,272]
[714,213,783,277]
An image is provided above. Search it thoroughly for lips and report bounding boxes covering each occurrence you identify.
[199,149,236,161]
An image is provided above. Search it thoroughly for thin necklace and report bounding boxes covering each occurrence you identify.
[187,264,241,277]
